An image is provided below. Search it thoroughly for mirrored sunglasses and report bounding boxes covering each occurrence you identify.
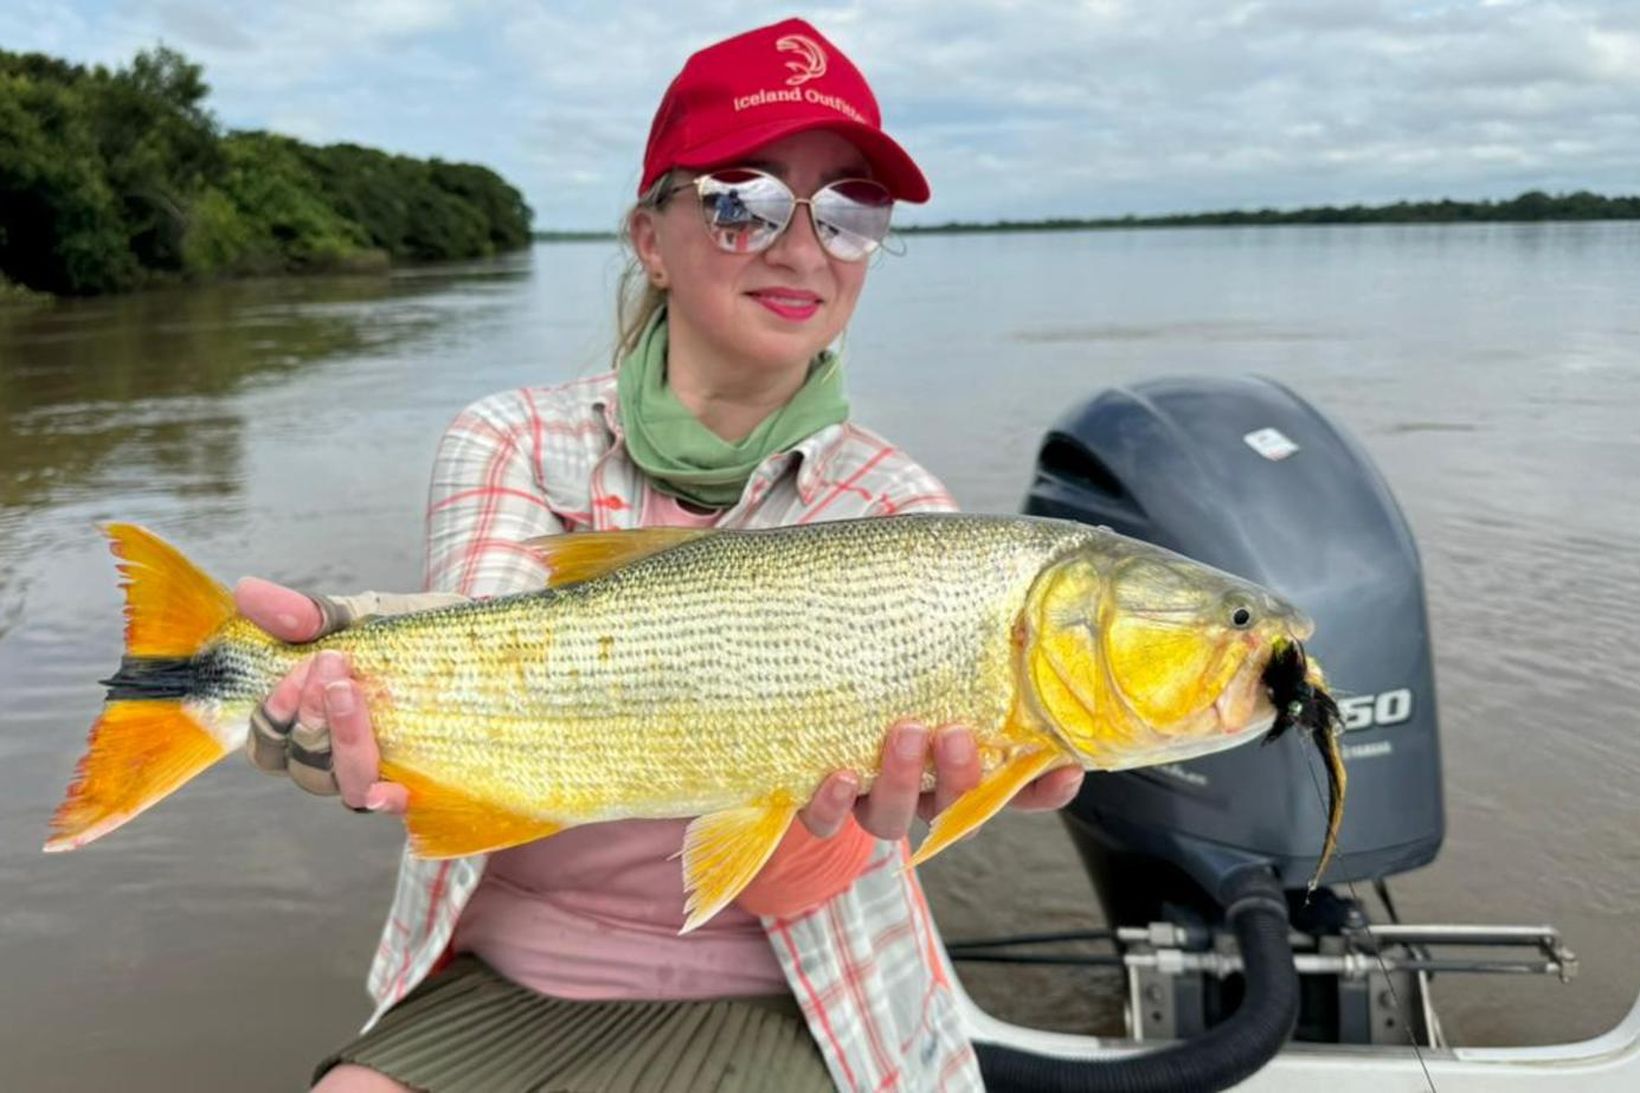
[659,168,895,262]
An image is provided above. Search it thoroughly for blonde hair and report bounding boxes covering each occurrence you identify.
[613,172,676,369]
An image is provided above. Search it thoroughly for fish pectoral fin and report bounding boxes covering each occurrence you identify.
[678,795,800,934]
[910,746,1069,868]
[382,761,564,859]
[523,528,714,587]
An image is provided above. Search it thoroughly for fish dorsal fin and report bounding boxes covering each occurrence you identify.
[524,528,713,587]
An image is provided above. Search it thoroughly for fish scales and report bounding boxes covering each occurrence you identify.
[303,515,1089,821]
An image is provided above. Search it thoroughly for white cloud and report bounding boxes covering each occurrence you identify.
[3,1,1637,227]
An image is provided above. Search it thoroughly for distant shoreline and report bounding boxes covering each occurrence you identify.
[532,189,1639,243]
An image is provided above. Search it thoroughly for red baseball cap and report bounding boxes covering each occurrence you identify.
[639,18,930,203]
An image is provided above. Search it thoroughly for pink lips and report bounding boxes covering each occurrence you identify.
[748,288,821,321]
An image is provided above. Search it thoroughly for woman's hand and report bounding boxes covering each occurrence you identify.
[798,722,1085,840]
[235,577,409,815]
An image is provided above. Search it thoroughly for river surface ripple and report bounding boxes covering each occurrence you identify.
[1,224,1636,1091]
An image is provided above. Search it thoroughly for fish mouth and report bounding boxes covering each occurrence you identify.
[1290,610,1316,643]
[1212,657,1272,734]
[1096,709,1278,771]
[1262,639,1336,742]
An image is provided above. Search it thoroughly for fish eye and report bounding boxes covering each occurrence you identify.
[1227,599,1255,629]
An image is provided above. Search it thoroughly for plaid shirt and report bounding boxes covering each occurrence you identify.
[365,373,982,1092]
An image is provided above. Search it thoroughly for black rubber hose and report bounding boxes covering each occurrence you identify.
[974,868,1299,1093]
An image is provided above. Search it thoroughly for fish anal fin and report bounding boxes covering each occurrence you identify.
[382,761,564,859]
[523,529,712,587]
[45,700,229,852]
[678,794,799,934]
[910,745,1069,868]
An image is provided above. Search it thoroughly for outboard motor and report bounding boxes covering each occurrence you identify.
[975,376,1445,1092]
[1031,375,1444,897]
[964,377,1576,1093]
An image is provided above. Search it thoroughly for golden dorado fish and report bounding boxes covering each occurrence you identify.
[46,515,1344,929]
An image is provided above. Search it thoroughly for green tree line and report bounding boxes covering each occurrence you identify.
[903,190,1640,234]
[533,188,1640,243]
[1,46,533,296]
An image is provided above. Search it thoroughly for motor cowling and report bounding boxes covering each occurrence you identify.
[1024,375,1443,899]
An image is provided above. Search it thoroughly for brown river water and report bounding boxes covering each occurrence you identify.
[1,225,1636,1090]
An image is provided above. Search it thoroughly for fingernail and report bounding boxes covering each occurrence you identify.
[894,726,928,760]
[324,680,355,716]
[829,775,858,806]
[363,785,389,812]
[937,728,975,765]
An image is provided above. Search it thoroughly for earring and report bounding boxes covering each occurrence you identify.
[649,268,669,288]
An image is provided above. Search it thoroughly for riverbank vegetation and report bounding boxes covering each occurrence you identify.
[533,189,1640,243]
[898,190,1640,235]
[1,46,532,297]
[0,274,51,306]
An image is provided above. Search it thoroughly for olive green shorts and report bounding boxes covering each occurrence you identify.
[314,955,835,1092]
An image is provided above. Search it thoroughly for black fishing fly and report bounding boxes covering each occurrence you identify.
[1262,639,1348,890]
[1262,639,1339,742]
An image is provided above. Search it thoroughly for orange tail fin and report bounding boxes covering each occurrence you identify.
[44,524,238,852]
[105,522,235,657]
[46,701,230,851]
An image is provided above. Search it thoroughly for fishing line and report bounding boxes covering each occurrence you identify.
[1301,748,1438,1093]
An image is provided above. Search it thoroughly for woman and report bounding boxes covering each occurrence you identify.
[241,19,1083,1092]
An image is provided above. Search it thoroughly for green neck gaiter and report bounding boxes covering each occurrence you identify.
[616,310,849,508]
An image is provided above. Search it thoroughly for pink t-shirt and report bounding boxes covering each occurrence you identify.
[451,487,788,999]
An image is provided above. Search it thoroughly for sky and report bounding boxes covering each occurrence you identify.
[3,0,1638,230]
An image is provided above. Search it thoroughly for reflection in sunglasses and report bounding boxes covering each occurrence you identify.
[710,191,750,224]
[662,168,894,262]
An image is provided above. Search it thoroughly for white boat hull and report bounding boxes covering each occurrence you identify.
[955,974,1640,1089]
